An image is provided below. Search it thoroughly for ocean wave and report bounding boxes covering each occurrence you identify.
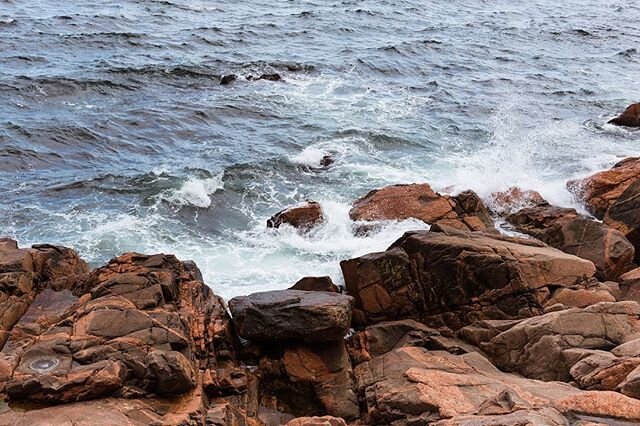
[157,173,224,209]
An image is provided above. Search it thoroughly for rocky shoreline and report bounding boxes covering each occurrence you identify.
[2,107,640,425]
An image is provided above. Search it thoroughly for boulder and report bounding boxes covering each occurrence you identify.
[604,177,640,260]
[609,102,640,127]
[340,227,596,328]
[282,341,359,420]
[619,267,640,302]
[481,301,640,382]
[267,201,324,232]
[347,319,471,365]
[146,350,195,394]
[0,239,88,350]
[354,346,640,425]
[487,187,547,215]
[287,417,348,426]
[220,74,237,85]
[620,364,640,399]
[349,184,494,232]
[567,157,640,218]
[432,407,574,426]
[507,205,635,280]
[290,276,339,293]
[3,252,238,403]
[568,350,640,391]
[229,290,354,343]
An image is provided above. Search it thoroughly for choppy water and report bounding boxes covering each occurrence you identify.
[2,0,640,298]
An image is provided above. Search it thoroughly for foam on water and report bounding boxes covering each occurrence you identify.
[159,173,224,209]
[434,97,640,209]
[185,200,428,298]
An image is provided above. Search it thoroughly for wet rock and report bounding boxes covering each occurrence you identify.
[220,74,237,85]
[247,73,282,81]
[609,102,640,127]
[604,178,640,261]
[319,155,334,168]
[340,227,596,328]
[452,190,495,231]
[287,416,348,426]
[349,184,494,231]
[290,276,339,293]
[487,187,547,215]
[267,201,325,232]
[229,290,354,343]
[507,204,635,280]
[567,157,640,219]
[481,301,640,382]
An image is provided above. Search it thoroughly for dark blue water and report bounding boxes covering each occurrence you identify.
[1,0,639,298]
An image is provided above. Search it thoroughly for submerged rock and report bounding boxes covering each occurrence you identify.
[267,201,325,232]
[609,102,640,127]
[220,74,237,85]
[229,290,354,343]
[247,73,282,82]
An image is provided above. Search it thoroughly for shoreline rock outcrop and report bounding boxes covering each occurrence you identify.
[349,183,495,232]
[506,204,635,280]
[7,158,640,424]
[568,158,640,261]
[341,225,597,329]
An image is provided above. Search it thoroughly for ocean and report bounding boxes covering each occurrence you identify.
[1,0,639,298]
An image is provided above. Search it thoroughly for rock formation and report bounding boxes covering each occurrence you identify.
[6,163,640,424]
[567,157,640,219]
[609,102,640,127]
[507,204,635,280]
[341,225,596,328]
[267,201,325,232]
[349,184,494,232]
[486,186,547,215]
[569,158,640,261]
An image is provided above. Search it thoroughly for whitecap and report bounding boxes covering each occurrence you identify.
[160,173,224,209]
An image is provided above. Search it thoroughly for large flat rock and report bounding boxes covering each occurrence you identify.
[229,290,354,343]
[341,227,596,328]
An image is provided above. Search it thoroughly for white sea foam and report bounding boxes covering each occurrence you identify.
[431,97,640,210]
[160,173,224,209]
[190,200,428,299]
